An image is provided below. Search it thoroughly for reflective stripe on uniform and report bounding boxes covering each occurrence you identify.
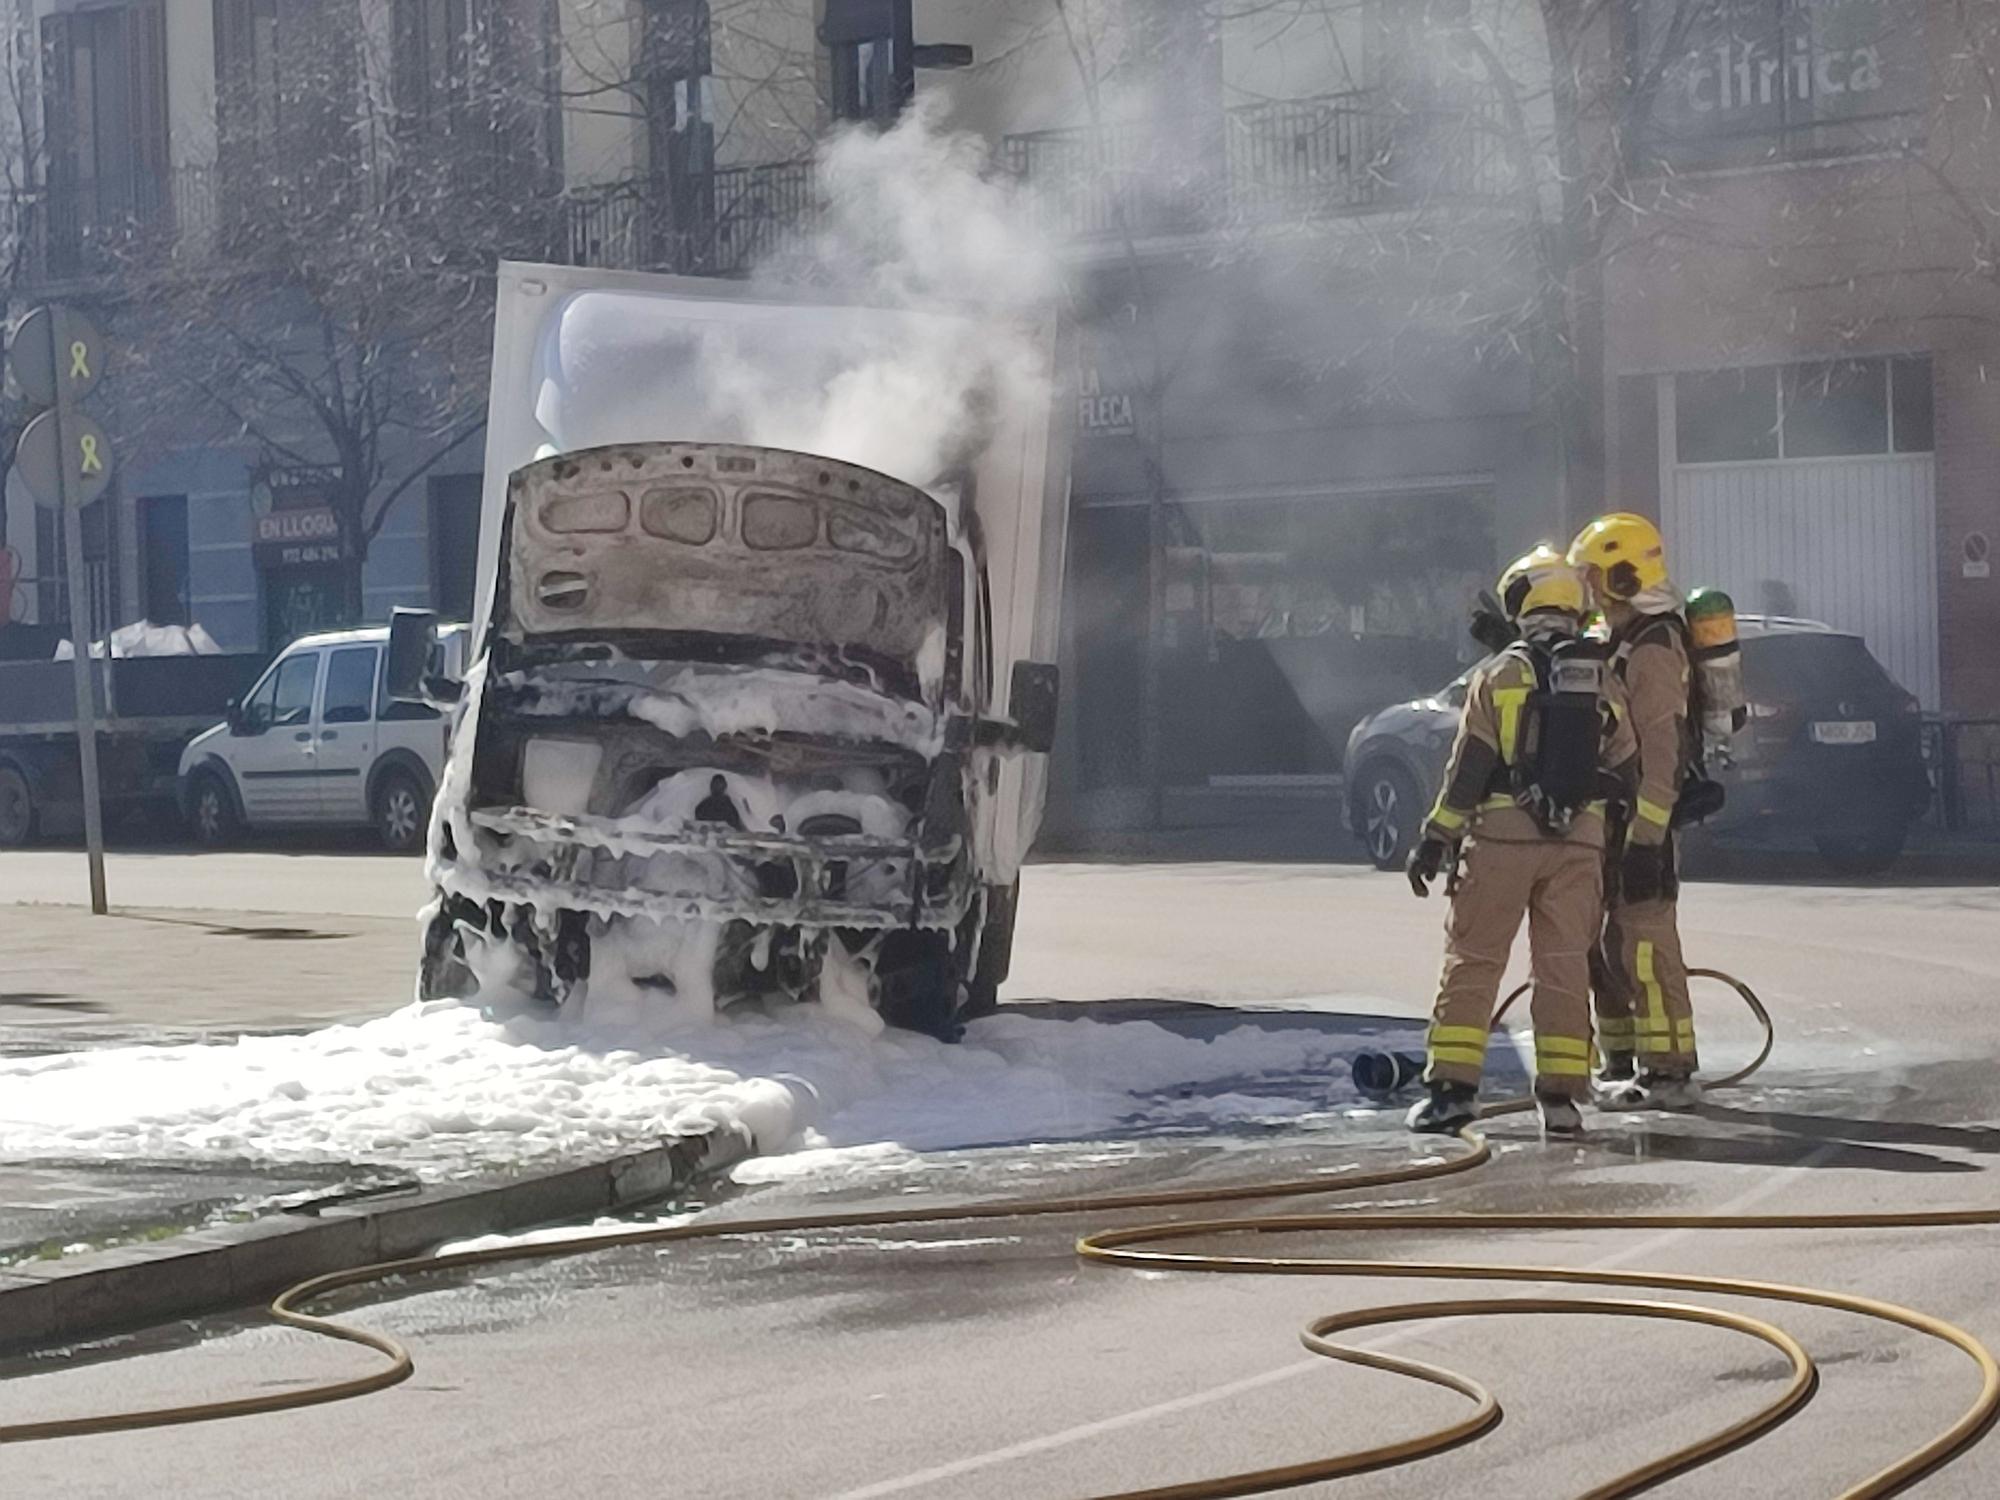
[1493,686,1531,764]
[1636,797,1674,828]
[1597,1017,1637,1047]
[1635,940,1671,1056]
[1429,803,1469,832]
[1427,1023,1489,1070]
[1535,1034,1592,1077]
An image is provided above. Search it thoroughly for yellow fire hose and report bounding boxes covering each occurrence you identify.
[6,971,2000,1500]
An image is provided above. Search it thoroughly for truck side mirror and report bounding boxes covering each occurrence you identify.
[1009,661,1060,755]
[385,607,442,704]
[224,696,242,733]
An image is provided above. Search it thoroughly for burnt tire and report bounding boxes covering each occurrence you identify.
[373,767,429,854]
[0,765,34,849]
[874,930,964,1043]
[187,772,240,849]
[1355,761,1421,872]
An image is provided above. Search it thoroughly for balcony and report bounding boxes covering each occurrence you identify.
[554,161,817,278]
[1000,89,1514,243]
[7,167,218,287]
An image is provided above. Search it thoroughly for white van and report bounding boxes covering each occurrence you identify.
[178,625,467,851]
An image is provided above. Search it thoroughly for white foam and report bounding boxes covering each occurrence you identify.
[0,998,1374,1177]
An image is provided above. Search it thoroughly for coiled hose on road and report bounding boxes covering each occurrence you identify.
[5,971,1999,1499]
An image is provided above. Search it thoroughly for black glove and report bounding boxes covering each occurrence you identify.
[1406,835,1450,898]
[1620,842,1666,905]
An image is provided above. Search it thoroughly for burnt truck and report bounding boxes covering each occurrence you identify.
[394,262,1069,1039]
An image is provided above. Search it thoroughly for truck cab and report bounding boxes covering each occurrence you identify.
[407,262,1068,1039]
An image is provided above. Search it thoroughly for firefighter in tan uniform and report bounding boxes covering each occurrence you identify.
[1406,547,1635,1138]
[1568,513,1702,1111]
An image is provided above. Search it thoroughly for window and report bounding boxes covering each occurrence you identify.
[1783,360,1887,458]
[321,647,378,724]
[393,0,470,134]
[138,495,189,626]
[41,3,171,267]
[742,493,819,550]
[1676,368,1779,463]
[429,473,482,621]
[1676,356,1933,463]
[645,0,716,214]
[825,0,910,125]
[244,651,320,731]
[639,487,719,545]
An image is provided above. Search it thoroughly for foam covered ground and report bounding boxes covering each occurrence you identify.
[0,1000,1381,1176]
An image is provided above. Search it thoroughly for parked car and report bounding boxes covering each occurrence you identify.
[178,625,467,852]
[1343,616,1932,876]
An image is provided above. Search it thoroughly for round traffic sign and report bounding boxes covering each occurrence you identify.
[10,305,107,407]
[15,408,113,509]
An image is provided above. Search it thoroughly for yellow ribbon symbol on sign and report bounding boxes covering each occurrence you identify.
[78,433,104,475]
[69,340,91,382]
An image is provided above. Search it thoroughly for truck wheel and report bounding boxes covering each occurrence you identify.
[874,930,963,1042]
[188,772,240,849]
[0,765,34,848]
[1355,762,1421,872]
[373,768,429,854]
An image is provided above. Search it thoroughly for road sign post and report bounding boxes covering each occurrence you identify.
[11,305,112,915]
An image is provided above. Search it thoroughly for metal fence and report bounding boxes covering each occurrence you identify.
[1000,89,1514,242]
[6,167,218,284]
[552,161,816,278]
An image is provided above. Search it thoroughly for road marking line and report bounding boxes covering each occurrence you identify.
[826,1131,1847,1500]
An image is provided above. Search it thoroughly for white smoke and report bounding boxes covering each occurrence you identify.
[699,95,1063,491]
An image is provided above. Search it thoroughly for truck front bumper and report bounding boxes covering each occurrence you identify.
[445,805,970,930]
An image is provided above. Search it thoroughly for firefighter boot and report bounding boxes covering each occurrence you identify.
[1598,1068,1702,1113]
[1536,1091,1585,1138]
[1406,1081,1479,1135]
[1596,1049,1637,1084]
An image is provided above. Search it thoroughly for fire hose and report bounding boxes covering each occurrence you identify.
[6,971,2000,1500]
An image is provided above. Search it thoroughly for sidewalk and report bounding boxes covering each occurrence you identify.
[2,905,411,1039]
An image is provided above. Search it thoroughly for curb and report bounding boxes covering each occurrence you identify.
[0,1126,758,1356]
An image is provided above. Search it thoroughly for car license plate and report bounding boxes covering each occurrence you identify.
[1811,720,1877,745]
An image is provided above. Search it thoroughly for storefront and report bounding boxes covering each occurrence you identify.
[252,468,349,649]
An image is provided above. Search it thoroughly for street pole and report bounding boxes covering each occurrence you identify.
[48,312,108,915]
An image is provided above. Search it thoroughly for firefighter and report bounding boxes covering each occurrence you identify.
[1567,513,1701,1111]
[1406,546,1634,1138]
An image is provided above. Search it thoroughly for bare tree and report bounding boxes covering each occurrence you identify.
[112,0,561,623]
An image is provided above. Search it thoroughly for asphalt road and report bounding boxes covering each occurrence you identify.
[3,857,2000,1497]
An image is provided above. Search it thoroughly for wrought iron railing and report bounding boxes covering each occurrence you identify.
[1000,88,1514,242]
[7,167,218,284]
[553,160,816,277]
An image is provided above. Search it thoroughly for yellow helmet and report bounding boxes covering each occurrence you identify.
[1567,513,1668,601]
[1497,544,1585,620]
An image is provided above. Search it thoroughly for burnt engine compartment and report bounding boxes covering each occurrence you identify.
[424,670,987,1039]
